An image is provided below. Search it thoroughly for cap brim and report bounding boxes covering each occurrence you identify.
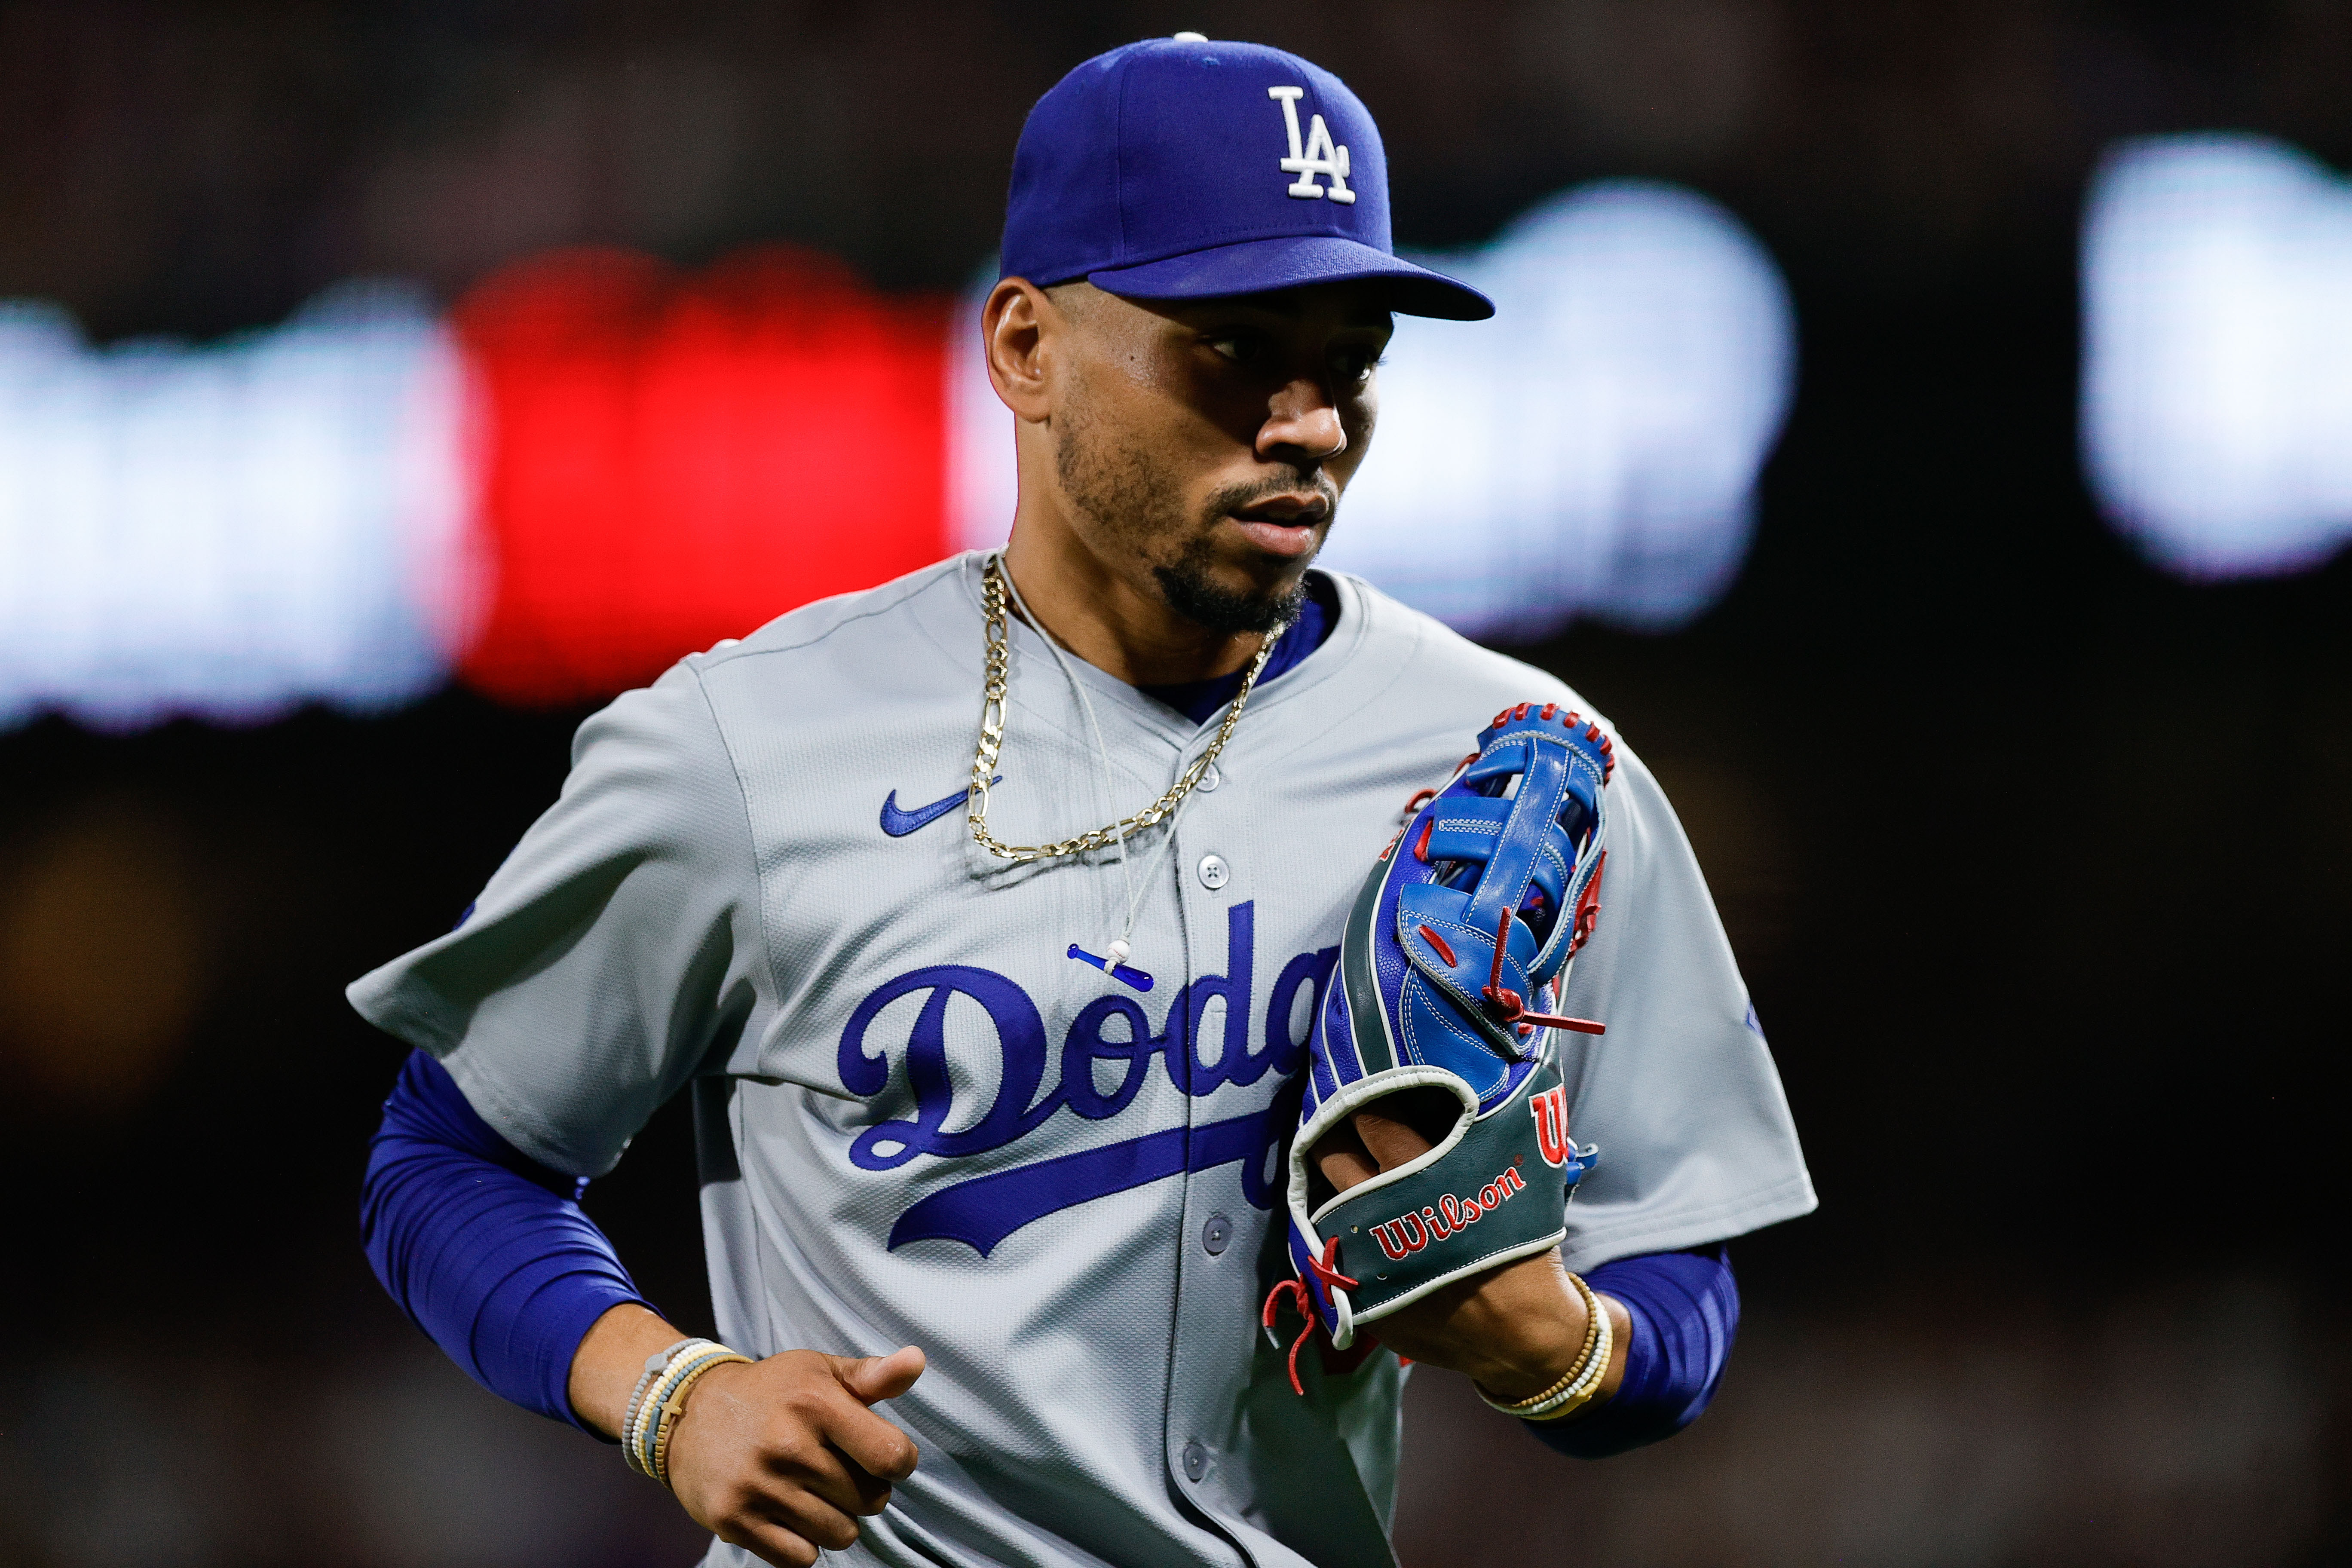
[1085,235,1493,321]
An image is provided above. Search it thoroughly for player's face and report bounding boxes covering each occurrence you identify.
[1050,282,1392,635]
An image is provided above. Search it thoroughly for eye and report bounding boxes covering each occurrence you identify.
[1205,330,1262,365]
[1335,345,1386,386]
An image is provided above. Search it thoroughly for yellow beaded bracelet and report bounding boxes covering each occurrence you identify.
[1474,1271,1613,1421]
[1478,1270,1599,1409]
[627,1344,748,1481]
[1520,1292,1613,1422]
[648,1351,753,1491]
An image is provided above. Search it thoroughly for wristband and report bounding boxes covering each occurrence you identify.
[631,1347,736,1479]
[631,1346,730,1479]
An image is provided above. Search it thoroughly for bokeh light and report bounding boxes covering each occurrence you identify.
[2082,135,2352,579]
[0,797,212,1112]
[1329,183,1797,638]
[451,246,951,705]
[0,283,472,730]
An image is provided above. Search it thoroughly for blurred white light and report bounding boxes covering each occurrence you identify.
[1330,184,1794,638]
[2082,135,2352,579]
[950,182,1796,639]
[0,282,476,731]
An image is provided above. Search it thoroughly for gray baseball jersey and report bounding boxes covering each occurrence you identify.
[348,552,1813,1568]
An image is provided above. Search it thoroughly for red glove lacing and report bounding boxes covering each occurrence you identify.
[1481,903,1606,1036]
[1260,1237,1361,1396]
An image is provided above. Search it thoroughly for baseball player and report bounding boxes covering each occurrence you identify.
[353,35,1812,1568]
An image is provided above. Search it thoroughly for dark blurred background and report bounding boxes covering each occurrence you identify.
[3,3,2349,1564]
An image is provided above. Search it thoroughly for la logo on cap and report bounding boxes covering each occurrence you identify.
[1267,86,1356,203]
[998,34,1492,320]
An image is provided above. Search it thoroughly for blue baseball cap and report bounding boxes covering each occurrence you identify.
[1001,35,1494,321]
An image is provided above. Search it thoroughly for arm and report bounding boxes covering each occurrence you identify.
[1531,1246,1736,1458]
[361,1047,648,1427]
[1314,1099,1630,1406]
[363,1049,922,1568]
[1314,1104,1737,1447]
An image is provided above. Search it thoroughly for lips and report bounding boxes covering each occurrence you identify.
[1229,512,1326,559]
[1227,493,1331,558]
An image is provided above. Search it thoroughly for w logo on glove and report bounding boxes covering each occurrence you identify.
[1532,1085,1572,1168]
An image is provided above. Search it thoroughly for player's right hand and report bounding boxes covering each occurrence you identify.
[665,1345,926,1568]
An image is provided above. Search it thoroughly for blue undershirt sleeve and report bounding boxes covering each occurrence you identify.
[360,1049,652,1435]
[1525,1246,1739,1459]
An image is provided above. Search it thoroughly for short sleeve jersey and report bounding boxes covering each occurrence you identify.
[349,554,1814,1568]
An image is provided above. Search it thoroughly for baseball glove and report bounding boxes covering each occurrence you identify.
[1262,701,1616,1393]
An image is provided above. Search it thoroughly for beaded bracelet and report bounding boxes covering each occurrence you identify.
[626,1341,724,1478]
[1475,1271,1615,1422]
[1519,1288,1613,1422]
[1476,1271,1600,1415]
[631,1349,730,1479]
[622,1338,708,1462]
[649,1351,752,1491]
[628,1343,752,1485]
[1517,1273,1613,1421]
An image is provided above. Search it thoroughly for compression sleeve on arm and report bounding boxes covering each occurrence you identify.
[361,1048,652,1435]
[1527,1246,1738,1460]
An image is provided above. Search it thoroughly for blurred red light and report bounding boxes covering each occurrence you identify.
[452,246,952,704]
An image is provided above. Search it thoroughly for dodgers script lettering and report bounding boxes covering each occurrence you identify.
[837,902,1338,1256]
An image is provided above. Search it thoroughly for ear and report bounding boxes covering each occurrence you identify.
[983,278,1058,425]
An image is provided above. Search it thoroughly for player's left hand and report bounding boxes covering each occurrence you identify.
[1314,1096,1631,1405]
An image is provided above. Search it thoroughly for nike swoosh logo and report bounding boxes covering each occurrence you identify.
[879,779,998,838]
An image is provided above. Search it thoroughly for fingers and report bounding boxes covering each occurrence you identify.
[717,1513,827,1568]
[836,1345,927,1406]
[828,1451,899,1516]
[704,1469,861,1568]
[666,1349,923,1556]
[1317,1087,1460,1194]
[763,1491,865,1556]
[1348,1084,1458,1172]
[750,1385,910,1515]
[818,1398,922,1486]
[1313,1121,1379,1193]
[1351,1102,1435,1171]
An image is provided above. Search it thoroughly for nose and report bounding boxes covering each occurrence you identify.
[1257,376,1348,465]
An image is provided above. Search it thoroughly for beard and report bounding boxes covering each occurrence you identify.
[1152,535,1305,636]
[1054,399,1329,637]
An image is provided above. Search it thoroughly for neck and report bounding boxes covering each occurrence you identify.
[998,512,1269,690]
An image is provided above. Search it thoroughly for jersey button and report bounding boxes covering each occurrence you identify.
[1197,762,1222,792]
[1181,1440,1208,1482]
[1197,854,1230,891]
[1201,1213,1231,1255]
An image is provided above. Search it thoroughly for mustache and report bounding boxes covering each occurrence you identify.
[1204,469,1340,522]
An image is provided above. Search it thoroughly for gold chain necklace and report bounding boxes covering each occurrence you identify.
[968,556,1278,864]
